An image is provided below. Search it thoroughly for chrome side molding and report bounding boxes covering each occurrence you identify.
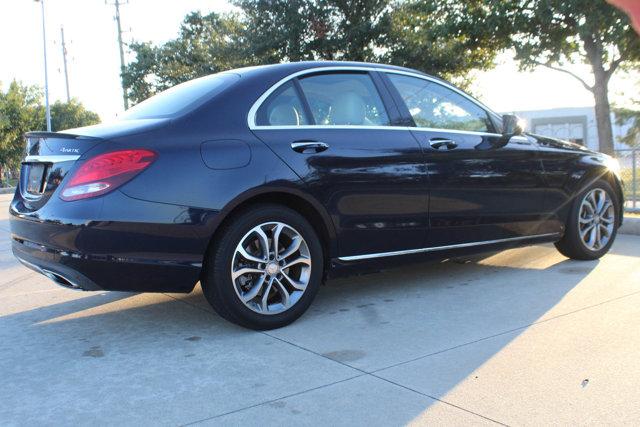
[338,233,561,262]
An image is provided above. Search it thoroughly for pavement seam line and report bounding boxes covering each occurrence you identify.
[164,288,640,425]
[369,373,508,426]
[372,288,640,374]
[259,332,504,425]
[180,373,367,426]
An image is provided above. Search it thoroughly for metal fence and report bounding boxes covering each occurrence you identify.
[614,148,639,212]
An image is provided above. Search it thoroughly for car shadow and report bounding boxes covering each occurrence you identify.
[0,243,605,423]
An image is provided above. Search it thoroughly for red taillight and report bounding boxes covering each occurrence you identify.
[60,149,156,201]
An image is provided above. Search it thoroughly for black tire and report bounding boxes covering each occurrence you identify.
[555,179,619,260]
[202,204,323,330]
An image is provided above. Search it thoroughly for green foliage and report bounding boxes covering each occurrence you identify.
[235,0,394,61]
[615,105,640,147]
[122,11,252,104]
[386,1,512,84]
[0,81,43,170]
[122,1,508,104]
[488,0,640,153]
[50,99,100,132]
[0,81,100,170]
[502,0,640,73]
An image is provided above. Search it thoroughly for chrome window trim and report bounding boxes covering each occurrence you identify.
[23,155,80,163]
[247,65,501,131]
[249,124,503,138]
[337,233,561,262]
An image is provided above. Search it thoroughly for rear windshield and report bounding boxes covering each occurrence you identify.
[121,73,240,120]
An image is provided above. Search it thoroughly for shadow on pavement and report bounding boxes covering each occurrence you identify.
[0,243,603,424]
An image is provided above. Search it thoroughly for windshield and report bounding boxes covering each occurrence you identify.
[120,73,240,120]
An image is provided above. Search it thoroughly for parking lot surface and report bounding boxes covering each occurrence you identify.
[2,193,640,425]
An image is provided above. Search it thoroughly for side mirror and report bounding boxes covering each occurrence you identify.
[491,114,525,148]
[502,114,525,137]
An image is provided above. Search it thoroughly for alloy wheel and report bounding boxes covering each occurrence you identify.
[231,222,311,314]
[578,188,615,251]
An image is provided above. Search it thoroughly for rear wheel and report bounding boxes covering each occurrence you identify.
[555,179,619,260]
[202,204,323,330]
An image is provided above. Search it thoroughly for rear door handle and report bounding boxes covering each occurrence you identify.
[291,141,329,154]
[429,138,458,150]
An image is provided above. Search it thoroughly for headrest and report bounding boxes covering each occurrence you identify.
[330,91,366,125]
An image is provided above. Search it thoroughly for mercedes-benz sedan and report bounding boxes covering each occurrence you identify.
[10,61,624,329]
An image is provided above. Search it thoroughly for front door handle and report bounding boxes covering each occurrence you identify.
[429,138,458,150]
[291,141,329,154]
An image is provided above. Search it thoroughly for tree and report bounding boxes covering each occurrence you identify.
[123,1,510,104]
[236,0,392,62]
[386,0,513,87]
[0,81,100,184]
[49,99,100,132]
[496,0,640,154]
[233,0,334,62]
[0,81,42,174]
[122,12,251,104]
[123,3,394,104]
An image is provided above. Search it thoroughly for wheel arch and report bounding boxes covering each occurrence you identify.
[572,165,624,227]
[204,187,337,275]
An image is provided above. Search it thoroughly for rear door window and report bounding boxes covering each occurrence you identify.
[297,73,390,126]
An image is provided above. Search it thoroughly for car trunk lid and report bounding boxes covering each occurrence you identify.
[18,132,102,210]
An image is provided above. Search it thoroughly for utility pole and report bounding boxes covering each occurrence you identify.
[36,0,51,131]
[109,0,129,110]
[60,26,70,102]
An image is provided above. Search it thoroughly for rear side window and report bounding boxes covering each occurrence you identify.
[298,73,389,126]
[256,81,309,126]
[121,73,240,120]
[387,74,493,133]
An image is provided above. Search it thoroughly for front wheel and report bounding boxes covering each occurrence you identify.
[555,179,619,260]
[202,204,323,330]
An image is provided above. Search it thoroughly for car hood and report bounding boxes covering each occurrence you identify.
[526,132,598,155]
[62,118,171,140]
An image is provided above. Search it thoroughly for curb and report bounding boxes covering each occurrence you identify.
[0,187,16,195]
[620,216,640,236]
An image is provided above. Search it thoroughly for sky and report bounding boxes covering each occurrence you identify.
[0,0,637,122]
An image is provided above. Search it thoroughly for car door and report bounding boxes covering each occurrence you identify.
[250,70,428,258]
[381,72,550,247]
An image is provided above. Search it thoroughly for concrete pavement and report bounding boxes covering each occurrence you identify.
[1,193,640,425]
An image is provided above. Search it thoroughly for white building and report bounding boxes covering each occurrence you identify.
[512,106,634,152]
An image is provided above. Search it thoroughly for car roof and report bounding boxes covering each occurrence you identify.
[230,61,432,80]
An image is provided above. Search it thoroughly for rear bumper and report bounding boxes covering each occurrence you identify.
[13,242,102,291]
[9,190,219,293]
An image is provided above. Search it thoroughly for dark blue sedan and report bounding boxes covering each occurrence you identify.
[10,62,624,329]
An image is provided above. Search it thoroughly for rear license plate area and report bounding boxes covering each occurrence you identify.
[26,164,46,194]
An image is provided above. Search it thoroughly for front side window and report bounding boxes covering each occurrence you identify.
[298,73,390,126]
[387,74,493,133]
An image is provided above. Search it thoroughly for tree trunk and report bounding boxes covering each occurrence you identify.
[583,36,615,155]
[592,82,615,155]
